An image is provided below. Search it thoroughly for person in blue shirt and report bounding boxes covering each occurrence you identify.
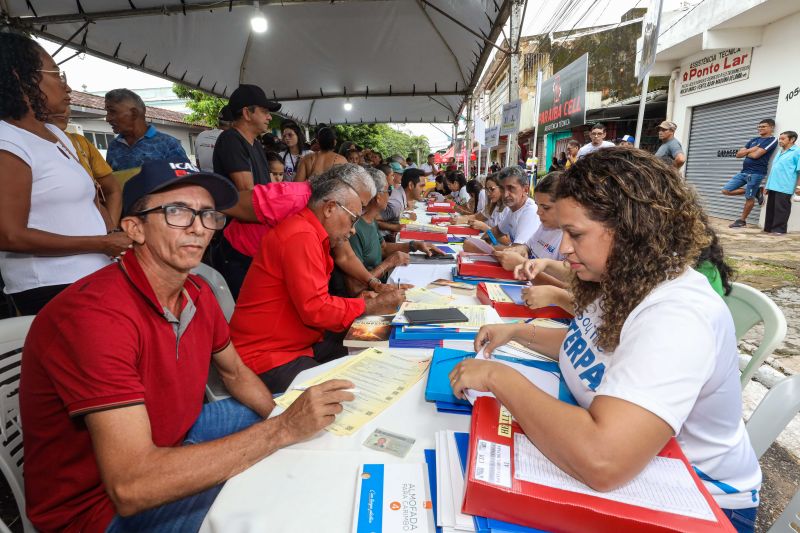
[104,88,190,172]
[722,118,778,228]
[763,130,800,235]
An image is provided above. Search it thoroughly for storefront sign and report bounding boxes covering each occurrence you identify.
[500,100,521,136]
[485,125,501,147]
[538,54,588,134]
[474,117,486,146]
[679,48,752,96]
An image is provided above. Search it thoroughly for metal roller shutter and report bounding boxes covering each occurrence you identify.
[684,88,780,223]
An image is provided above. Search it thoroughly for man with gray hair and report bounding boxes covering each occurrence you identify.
[464,166,540,252]
[105,88,189,172]
[230,164,402,392]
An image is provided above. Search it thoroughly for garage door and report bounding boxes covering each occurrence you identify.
[684,88,780,223]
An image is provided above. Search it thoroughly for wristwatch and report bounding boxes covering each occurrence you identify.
[367,277,381,290]
[409,240,417,252]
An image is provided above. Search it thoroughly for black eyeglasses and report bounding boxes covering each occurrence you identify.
[135,204,226,230]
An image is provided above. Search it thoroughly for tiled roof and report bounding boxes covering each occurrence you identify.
[69,90,205,127]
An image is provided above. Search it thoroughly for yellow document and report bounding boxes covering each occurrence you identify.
[404,287,457,306]
[274,348,431,436]
[484,282,513,303]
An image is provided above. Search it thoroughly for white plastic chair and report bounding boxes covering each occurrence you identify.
[0,315,36,533]
[746,374,800,460]
[723,282,787,388]
[191,264,233,402]
[768,486,800,532]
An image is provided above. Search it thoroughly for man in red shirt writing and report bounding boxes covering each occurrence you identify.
[20,160,355,533]
[231,165,404,392]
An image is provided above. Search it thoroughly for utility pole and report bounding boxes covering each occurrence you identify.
[464,97,473,178]
[505,0,523,167]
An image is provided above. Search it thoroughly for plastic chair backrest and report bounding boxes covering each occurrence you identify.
[723,282,787,388]
[746,374,800,459]
[767,486,800,533]
[0,315,36,532]
[191,263,235,322]
[190,264,233,402]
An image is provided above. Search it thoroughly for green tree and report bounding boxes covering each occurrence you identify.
[172,84,227,127]
[333,124,430,163]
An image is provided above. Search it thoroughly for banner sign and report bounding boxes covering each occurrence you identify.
[500,99,521,136]
[485,125,500,148]
[537,54,588,134]
[474,117,486,146]
[638,0,664,84]
[679,48,753,96]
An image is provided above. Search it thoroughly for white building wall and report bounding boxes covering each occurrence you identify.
[668,10,800,231]
[70,117,200,161]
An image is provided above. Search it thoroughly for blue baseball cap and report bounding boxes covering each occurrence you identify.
[389,162,404,173]
[122,160,239,216]
[621,135,635,143]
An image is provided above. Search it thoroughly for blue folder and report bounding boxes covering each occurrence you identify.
[393,327,477,341]
[424,348,474,406]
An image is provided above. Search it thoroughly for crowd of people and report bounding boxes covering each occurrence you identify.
[0,29,788,533]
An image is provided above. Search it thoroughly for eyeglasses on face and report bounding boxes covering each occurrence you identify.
[135,204,226,230]
[335,201,359,226]
[38,69,68,84]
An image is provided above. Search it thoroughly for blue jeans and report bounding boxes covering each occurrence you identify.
[106,399,262,533]
[721,506,758,533]
[723,172,765,199]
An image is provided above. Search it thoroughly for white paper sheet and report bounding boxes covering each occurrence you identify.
[465,349,560,404]
[512,434,716,522]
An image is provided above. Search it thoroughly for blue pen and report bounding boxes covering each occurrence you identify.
[486,229,498,245]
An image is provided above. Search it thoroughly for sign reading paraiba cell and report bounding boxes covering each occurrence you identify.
[679,48,752,96]
[537,53,588,134]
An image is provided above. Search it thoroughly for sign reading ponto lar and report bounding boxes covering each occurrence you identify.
[537,54,588,133]
[679,48,752,96]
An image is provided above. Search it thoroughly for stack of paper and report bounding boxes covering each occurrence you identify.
[435,430,476,532]
[464,349,561,405]
[405,287,458,306]
[391,303,504,342]
[405,222,448,233]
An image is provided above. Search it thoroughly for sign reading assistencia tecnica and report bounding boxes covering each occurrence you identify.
[537,53,588,134]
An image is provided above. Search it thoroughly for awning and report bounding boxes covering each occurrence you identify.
[4,0,511,125]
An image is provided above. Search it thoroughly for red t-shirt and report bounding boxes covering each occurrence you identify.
[230,208,366,374]
[20,252,230,533]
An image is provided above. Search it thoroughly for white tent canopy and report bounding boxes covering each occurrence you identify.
[3,0,511,125]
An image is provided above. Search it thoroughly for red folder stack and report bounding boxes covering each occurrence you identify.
[447,226,481,236]
[398,230,448,243]
[463,397,736,533]
[456,254,516,281]
[427,201,456,213]
[476,282,572,320]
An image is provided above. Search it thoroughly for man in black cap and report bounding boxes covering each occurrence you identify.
[211,84,282,298]
[21,159,355,533]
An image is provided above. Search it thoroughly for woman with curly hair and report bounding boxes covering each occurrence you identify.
[449,148,760,533]
[0,32,132,314]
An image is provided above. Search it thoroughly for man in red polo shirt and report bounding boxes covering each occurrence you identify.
[230,165,405,393]
[20,160,355,533]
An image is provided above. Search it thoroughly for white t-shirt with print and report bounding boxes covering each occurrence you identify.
[558,268,761,509]
[453,185,471,206]
[485,205,506,228]
[279,149,313,182]
[525,226,564,261]
[497,198,540,245]
[0,121,110,294]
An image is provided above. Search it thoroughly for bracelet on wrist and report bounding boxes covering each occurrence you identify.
[409,240,417,252]
[367,277,381,289]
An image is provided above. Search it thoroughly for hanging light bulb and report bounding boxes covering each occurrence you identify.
[343,99,353,112]
[250,1,267,33]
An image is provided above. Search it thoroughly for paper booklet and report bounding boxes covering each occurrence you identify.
[343,316,393,348]
[352,463,435,533]
[392,302,502,329]
[464,237,495,254]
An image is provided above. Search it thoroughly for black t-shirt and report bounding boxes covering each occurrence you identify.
[212,128,270,185]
